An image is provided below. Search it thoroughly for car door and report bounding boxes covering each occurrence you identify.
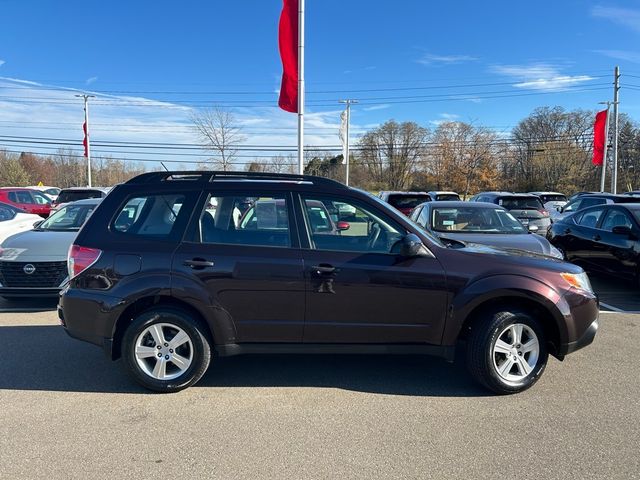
[297,193,448,345]
[172,190,306,343]
[596,207,638,277]
[568,207,607,271]
[8,191,34,213]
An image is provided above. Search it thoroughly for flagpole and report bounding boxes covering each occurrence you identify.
[75,94,95,187]
[297,0,305,175]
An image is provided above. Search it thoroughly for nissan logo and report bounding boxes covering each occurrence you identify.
[23,264,36,275]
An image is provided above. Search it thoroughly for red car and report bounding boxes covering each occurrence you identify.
[0,188,52,218]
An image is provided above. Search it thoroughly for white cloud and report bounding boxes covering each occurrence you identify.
[490,63,594,91]
[362,104,390,112]
[593,49,640,63]
[0,60,5,67]
[86,76,98,85]
[592,5,640,32]
[429,112,461,126]
[0,76,352,169]
[418,53,478,66]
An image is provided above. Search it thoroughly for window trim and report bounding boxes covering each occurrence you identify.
[599,207,635,232]
[296,193,407,255]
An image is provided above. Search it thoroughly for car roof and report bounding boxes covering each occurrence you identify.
[424,201,506,209]
[476,191,540,198]
[59,187,110,192]
[63,198,103,206]
[379,191,429,195]
[428,191,459,195]
[0,187,37,191]
[529,191,565,196]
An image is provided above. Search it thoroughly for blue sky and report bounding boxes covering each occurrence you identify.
[2,0,640,167]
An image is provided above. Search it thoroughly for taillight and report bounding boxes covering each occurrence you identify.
[68,244,102,279]
[538,209,549,217]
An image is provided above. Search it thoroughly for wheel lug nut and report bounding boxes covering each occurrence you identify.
[157,345,161,349]
[157,353,162,357]
[165,355,170,360]
[169,349,173,353]
[164,343,168,347]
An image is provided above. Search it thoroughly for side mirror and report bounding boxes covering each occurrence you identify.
[336,221,350,231]
[399,233,428,258]
[612,225,633,237]
[528,224,539,233]
[33,220,43,228]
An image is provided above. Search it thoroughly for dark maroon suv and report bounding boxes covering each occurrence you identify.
[59,171,598,394]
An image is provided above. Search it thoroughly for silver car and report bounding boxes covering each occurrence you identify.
[410,201,563,258]
[0,198,101,299]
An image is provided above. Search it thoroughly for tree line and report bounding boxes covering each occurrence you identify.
[2,105,639,194]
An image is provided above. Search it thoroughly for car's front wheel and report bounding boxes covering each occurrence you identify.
[466,309,548,394]
[122,307,211,392]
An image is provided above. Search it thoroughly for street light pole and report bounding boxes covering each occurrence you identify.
[339,99,358,186]
[611,66,620,194]
[75,94,95,187]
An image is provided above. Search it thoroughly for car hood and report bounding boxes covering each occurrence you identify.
[0,229,77,262]
[435,231,556,256]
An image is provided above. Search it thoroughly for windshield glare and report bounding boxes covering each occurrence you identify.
[38,204,96,231]
[432,207,527,234]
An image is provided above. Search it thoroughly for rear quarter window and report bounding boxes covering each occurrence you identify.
[112,194,187,238]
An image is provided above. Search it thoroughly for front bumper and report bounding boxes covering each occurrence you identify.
[556,287,599,357]
[0,287,62,298]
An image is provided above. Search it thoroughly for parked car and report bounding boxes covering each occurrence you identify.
[427,191,461,201]
[0,202,43,243]
[378,191,431,215]
[0,187,52,218]
[529,191,567,213]
[623,191,640,197]
[554,193,639,221]
[468,192,551,234]
[51,187,110,214]
[59,171,598,395]
[547,203,640,287]
[28,185,61,202]
[0,199,101,299]
[409,201,563,258]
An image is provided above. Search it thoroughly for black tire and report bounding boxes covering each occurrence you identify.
[466,309,548,395]
[122,307,211,393]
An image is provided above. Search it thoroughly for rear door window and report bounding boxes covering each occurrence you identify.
[197,194,292,248]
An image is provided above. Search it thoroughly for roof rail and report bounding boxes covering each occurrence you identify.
[125,170,348,188]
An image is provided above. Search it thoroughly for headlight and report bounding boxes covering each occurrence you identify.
[549,246,564,259]
[560,272,593,293]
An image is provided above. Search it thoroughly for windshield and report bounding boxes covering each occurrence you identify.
[498,196,544,210]
[436,194,460,201]
[387,194,430,209]
[57,190,104,204]
[37,204,96,231]
[431,206,527,234]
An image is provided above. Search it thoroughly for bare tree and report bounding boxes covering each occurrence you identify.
[358,120,429,190]
[192,106,246,171]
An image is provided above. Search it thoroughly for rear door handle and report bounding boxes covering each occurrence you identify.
[184,258,215,269]
[311,264,336,274]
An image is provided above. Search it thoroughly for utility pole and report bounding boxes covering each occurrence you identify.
[75,94,95,187]
[611,66,620,194]
[339,99,358,186]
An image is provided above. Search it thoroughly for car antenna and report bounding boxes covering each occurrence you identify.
[160,162,169,172]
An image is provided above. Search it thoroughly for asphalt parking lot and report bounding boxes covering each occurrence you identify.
[0,278,639,480]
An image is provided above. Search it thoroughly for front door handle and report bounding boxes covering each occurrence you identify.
[184,258,215,269]
[311,264,336,274]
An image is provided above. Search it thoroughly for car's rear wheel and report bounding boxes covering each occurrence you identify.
[122,307,211,393]
[466,309,548,394]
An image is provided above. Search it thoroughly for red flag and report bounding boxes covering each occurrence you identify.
[592,109,608,166]
[278,0,298,113]
[82,121,88,157]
